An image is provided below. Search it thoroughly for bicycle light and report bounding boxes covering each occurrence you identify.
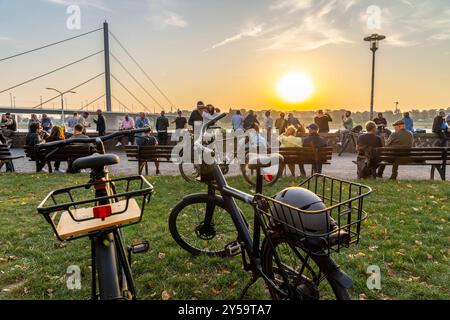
[93,205,112,219]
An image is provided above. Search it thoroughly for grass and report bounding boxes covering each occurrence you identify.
[0,173,449,300]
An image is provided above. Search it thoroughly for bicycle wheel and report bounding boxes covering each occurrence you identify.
[261,235,350,300]
[240,163,282,188]
[169,194,237,256]
[179,161,201,183]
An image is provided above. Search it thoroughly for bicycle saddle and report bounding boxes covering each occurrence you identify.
[247,153,283,170]
[73,153,120,170]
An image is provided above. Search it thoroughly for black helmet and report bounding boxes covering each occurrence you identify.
[273,187,329,235]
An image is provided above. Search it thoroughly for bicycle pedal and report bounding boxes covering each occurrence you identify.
[224,241,242,257]
[129,240,150,254]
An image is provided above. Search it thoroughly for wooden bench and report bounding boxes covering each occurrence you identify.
[278,147,333,175]
[376,147,450,181]
[24,144,94,173]
[124,145,175,175]
[0,144,23,172]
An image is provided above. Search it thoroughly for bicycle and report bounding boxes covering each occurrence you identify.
[37,129,154,300]
[169,113,372,300]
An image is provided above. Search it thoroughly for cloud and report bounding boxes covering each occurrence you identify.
[270,0,314,13]
[211,24,264,49]
[147,0,188,29]
[0,36,11,41]
[43,0,110,11]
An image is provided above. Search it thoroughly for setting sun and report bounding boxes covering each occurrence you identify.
[277,72,314,104]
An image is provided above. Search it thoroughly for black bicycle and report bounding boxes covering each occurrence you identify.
[37,129,154,300]
[169,113,372,300]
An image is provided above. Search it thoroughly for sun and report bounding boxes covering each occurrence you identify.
[277,72,314,103]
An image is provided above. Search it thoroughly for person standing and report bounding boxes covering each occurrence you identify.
[188,101,206,131]
[231,110,244,131]
[172,110,187,142]
[356,121,383,179]
[338,111,354,145]
[116,114,135,147]
[67,112,79,134]
[243,110,259,131]
[432,110,448,147]
[287,113,300,129]
[41,114,53,133]
[402,112,414,133]
[78,112,91,134]
[264,111,273,142]
[93,109,106,136]
[135,112,150,129]
[275,113,288,135]
[377,120,414,180]
[303,124,328,174]
[314,110,333,134]
[156,110,169,145]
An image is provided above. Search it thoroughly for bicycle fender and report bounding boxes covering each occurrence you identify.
[312,255,353,289]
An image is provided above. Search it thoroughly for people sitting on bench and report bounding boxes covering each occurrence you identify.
[374,112,392,138]
[278,125,306,177]
[302,123,328,174]
[135,128,160,175]
[377,120,414,180]
[0,113,17,147]
[356,121,383,179]
[432,110,449,147]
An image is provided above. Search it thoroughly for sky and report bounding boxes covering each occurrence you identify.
[0,0,449,113]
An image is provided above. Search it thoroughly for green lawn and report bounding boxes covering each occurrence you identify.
[0,173,449,300]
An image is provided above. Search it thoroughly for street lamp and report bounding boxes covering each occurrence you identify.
[364,33,386,120]
[46,88,76,126]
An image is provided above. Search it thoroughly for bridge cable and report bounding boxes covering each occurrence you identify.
[109,31,174,108]
[0,28,102,63]
[110,52,163,109]
[78,94,106,112]
[111,95,132,113]
[0,50,104,94]
[110,73,151,113]
[31,72,105,109]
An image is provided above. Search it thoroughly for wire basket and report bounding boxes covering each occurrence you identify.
[254,174,372,255]
[37,176,154,241]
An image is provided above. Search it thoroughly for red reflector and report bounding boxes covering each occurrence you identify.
[264,173,273,182]
[93,205,112,219]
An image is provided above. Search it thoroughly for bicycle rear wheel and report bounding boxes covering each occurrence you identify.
[169,194,237,256]
[261,235,350,300]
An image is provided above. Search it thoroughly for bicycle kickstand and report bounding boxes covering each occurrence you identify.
[237,275,258,300]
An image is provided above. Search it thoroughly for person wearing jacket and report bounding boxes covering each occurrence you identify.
[432,111,448,147]
[93,109,106,136]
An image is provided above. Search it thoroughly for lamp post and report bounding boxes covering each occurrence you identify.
[46,88,76,126]
[364,33,386,120]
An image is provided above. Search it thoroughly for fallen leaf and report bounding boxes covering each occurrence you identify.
[358,293,367,300]
[161,290,171,300]
[158,253,166,260]
[211,288,220,296]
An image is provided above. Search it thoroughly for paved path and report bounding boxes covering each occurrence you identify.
[4,149,446,181]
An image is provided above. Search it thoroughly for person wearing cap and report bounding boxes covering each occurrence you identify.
[303,123,328,174]
[377,119,414,180]
[188,101,206,130]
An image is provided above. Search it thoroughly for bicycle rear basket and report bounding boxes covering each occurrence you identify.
[37,176,154,241]
[254,174,372,255]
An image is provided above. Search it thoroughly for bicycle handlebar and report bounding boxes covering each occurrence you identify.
[36,128,151,151]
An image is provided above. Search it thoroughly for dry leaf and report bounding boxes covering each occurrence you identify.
[358,293,367,300]
[211,288,220,296]
[158,253,166,260]
[161,290,171,300]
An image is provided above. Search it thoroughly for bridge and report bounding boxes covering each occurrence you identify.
[0,21,177,129]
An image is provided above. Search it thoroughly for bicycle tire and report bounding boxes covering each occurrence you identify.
[261,235,350,300]
[169,193,237,257]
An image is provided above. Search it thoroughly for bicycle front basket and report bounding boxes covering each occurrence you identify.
[254,174,372,255]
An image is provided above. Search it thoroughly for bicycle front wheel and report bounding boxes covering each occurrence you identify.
[169,194,237,256]
[261,235,350,300]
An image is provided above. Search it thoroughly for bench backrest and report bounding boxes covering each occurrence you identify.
[278,147,333,164]
[24,144,94,161]
[125,145,176,162]
[0,145,12,157]
[377,147,450,162]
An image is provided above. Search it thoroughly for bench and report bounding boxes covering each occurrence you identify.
[24,144,94,173]
[376,147,450,181]
[0,144,23,172]
[278,147,333,175]
[124,145,175,175]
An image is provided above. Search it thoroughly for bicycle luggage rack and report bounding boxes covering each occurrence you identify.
[37,175,154,241]
[254,174,372,256]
